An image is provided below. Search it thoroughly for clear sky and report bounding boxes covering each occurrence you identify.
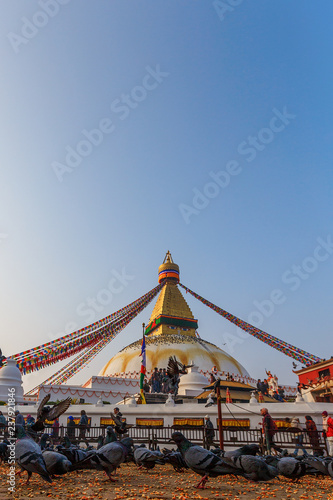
[0,1,332,392]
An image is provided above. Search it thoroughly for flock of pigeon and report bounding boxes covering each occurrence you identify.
[1,425,333,490]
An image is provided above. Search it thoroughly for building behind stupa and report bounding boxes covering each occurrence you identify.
[99,252,250,379]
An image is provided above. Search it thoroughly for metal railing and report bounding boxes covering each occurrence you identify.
[1,425,328,455]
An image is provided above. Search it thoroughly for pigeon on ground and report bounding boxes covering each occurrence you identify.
[134,445,165,470]
[103,426,118,445]
[276,456,308,481]
[57,444,95,471]
[30,394,71,433]
[42,450,72,476]
[0,439,9,462]
[97,435,104,449]
[162,448,188,472]
[15,425,52,484]
[171,432,244,489]
[39,433,52,451]
[304,457,333,478]
[79,437,134,481]
[225,454,278,481]
[224,444,261,458]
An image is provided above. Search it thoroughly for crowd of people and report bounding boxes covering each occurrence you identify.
[256,370,286,401]
[202,407,333,456]
[143,367,174,394]
[259,408,333,457]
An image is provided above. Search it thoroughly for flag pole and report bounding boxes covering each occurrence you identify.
[139,323,146,404]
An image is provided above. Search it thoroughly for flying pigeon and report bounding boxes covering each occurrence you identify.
[110,412,129,435]
[167,356,193,377]
[171,432,244,488]
[15,425,52,484]
[30,394,71,433]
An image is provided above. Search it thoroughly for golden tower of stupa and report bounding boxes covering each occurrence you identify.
[144,250,198,338]
[99,252,249,378]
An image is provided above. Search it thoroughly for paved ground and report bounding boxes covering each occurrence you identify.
[1,462,332,500]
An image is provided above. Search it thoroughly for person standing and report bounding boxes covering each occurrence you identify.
[143,378,150,394]
[0,411,7,437]
[322,410,333,456]
[204,415,215,450]
[290,417,308,456]
[78,410,89,448]
[15,410,25,427]
[256,379,263,394]
[51,417,60,445]
[151,367,161,393]
[161,369,169,393]
[113,407,126,438]
[305,415,321,456]
[260,408,282,453]
[67,416,76,442]
[262,379,269,396]
[26,414,35,427]
[210,366,218,383]
[0,411,7,427]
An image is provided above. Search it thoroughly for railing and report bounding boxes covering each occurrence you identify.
[1,425,328,455]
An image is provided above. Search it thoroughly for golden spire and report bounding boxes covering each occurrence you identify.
[144,252,198,337]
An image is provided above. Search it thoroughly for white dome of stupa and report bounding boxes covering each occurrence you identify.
[99,252,250,381]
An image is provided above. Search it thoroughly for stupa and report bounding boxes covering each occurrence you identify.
[99,252,249,378]
[0,357,24,403]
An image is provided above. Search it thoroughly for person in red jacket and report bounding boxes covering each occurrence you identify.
[322,411,333,456]
[260,408,282,453]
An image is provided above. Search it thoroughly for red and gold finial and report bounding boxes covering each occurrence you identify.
[158,251,180,284]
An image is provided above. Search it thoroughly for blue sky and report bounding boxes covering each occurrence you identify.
[0,1,332,392]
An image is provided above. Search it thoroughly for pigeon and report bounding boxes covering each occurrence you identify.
[87,437,134,480]
[226,455,278,481]
[15,425,52,484]
[42,450,72,476]
[171,432,244,489]
[162,448,188,472]
[276,457,308,481]
[97,435,104,449]
[80,437,134,481]
[39,433,52,451]
[304,457,333,478]
[57,443,95,471]
[0,439,9,462]
[103,426,118,445]
[134,445,165,470]
[61,435,74,449]
[30,394,71,433]
[110,412,131,435]
[223,444,261,458]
